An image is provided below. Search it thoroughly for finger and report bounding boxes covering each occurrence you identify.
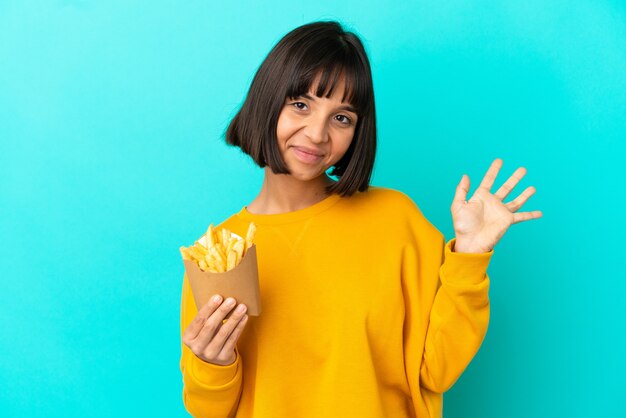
[193,297,238,349]
[505,186,536,212]
[201,304,248,363]
[512,210,543,225]
[219,314,249,358]
[453,174,470,205]
[211,304,248,349]
[494,166,527,201]
[183,294,223,343]
[478,158,503,192]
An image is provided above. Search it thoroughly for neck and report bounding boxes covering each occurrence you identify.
[247,168,335,215]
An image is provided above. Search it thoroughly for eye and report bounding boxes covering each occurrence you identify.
[291,101,308,110]
[335,114,353,125]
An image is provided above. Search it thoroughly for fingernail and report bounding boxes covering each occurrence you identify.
[212,295,222,303]
[225,297,236,307]
[236,304,247,314]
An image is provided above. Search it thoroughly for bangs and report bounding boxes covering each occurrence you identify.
[284,44,370,116]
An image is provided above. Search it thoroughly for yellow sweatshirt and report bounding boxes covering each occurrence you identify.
[180,187,493,418]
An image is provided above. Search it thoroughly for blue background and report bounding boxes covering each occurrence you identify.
[1,1,624,417]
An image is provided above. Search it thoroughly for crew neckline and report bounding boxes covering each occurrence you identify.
[237,193,342,225]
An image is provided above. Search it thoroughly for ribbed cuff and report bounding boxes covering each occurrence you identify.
[189,349,241,389]
[441,238,493,285]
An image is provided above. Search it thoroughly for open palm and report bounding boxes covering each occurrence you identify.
[451,158,542,253]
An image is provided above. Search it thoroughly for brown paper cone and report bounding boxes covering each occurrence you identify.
[184,244,261,316]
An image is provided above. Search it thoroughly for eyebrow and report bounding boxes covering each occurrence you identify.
[299,93,357,114]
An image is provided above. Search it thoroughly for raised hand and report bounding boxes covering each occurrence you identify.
[450,158,542,253]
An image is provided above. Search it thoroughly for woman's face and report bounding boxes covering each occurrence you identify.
[276,74,358,182]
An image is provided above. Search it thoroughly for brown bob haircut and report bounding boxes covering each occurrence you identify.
[224,20,377,197]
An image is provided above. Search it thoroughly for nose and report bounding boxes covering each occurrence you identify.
[304,114,329,144]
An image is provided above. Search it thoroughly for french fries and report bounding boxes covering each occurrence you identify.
[180,222,257,273]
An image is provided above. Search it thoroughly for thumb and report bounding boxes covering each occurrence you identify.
[453,174,470,205]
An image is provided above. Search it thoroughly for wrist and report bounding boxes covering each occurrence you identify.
[453,237,489,254]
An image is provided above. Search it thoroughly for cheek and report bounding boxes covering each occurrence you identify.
[338,130,355,153]
[276,113,298,146]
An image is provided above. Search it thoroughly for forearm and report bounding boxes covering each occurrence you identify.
[420,239,493,393]
[180,274,243,417]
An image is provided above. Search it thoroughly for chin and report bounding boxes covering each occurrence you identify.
[284,160,329,182]
[286,165,327,182]
[290,171,325,182]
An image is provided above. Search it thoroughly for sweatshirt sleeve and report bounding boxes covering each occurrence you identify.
[399,195,493,399]
[180,273,243,418]
[418,236,493,393]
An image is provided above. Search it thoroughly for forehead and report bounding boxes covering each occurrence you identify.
[306,72,352,104]
[309,74,346,98]
[285,63,365,114]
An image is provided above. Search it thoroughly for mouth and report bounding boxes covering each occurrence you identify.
[291,146,324,163]
[293,146,324,156]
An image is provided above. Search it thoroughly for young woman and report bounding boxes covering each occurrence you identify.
[179,20,541,418]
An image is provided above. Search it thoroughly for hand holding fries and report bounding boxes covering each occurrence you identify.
[182,294,249,366]
[180,221,259,365]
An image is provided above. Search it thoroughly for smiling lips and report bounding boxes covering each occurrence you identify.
[292,146,324,163]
